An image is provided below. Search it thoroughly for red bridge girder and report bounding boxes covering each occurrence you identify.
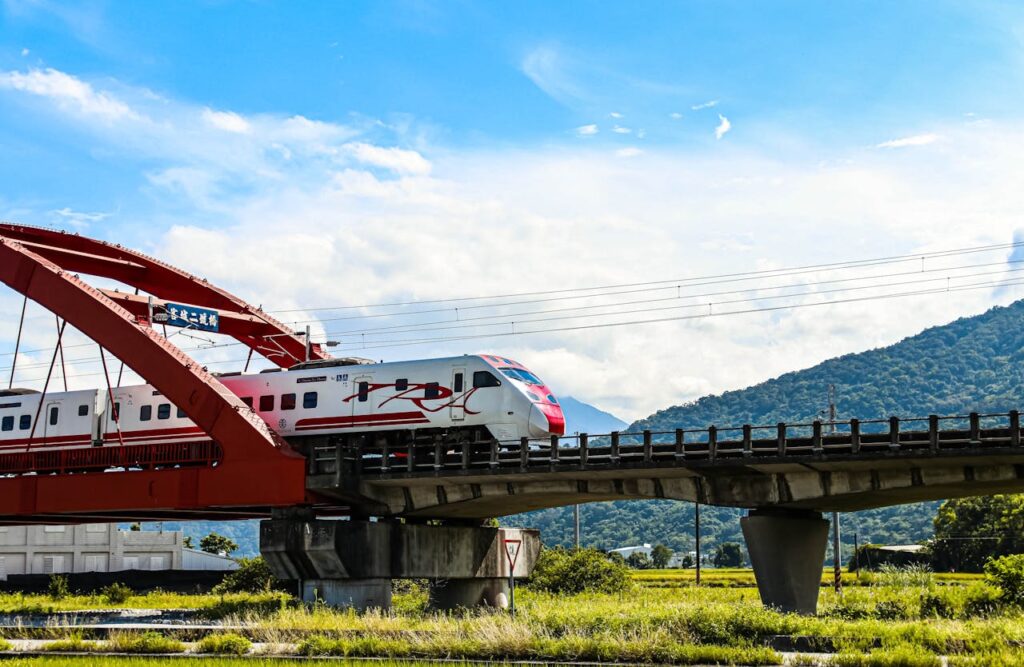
[0,225,316,521]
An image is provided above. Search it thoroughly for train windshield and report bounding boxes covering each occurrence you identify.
[498,367,542,385]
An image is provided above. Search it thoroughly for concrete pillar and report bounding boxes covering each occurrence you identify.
[260,518,539,611]
[741,509,829,615]
[429,577,509,610]
[303,579,392,610]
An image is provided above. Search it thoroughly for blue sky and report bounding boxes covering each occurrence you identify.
[3,1,1024,419]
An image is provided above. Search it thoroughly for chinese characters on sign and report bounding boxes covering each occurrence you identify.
[164,303,220,332]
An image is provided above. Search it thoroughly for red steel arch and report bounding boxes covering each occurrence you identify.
[0,224,319,522]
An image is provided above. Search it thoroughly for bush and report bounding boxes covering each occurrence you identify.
[873,599,910,620]
[47,574,70,600]
[984,553,1024,606]
[964,583,1002,618]
[100,582,133,605]
[530,547,630,595]
[0,638,10,651]
[43,635,100,652]
[108,631,184,654]
[196,632,252,655]
[213,556,277,594]
[919,591,954,619]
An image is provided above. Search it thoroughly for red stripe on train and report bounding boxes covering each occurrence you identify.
[295,411,430,431]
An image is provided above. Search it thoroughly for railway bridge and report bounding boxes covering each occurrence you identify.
[2,223,1023,614]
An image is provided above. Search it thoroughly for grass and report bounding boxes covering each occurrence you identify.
[0,660,479,667]
[631,567,984,588]
[0,590,289,615]
[195,632,253,655]
[0,567,1019,664]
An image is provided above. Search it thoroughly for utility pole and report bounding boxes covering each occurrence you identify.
[573,504,580,549]
[694,501,701,586]
[827,384,842,594]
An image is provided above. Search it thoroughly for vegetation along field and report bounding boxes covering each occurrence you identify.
[4,551,1024,666]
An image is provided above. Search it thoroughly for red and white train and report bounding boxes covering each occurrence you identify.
[0,355,565,459]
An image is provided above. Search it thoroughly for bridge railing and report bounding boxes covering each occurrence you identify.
[350,410,1023,476]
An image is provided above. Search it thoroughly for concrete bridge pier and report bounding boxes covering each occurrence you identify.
[260,516,539,611]
[741,509,829,615]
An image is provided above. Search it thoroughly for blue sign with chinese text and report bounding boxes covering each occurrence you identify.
[165,302,220,332]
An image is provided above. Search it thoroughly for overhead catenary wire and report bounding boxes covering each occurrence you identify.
[4,259,1024,376]
[9,273,1024,385]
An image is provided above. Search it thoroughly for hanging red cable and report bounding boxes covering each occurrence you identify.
[27,319,66,448]
[7,295,27,390]
[99,346,125,448]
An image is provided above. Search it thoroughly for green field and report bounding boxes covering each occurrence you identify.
[0,568,1022,666]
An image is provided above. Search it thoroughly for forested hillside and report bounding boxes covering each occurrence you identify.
[506,300,1024,557]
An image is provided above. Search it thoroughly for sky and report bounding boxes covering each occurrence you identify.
[3,1,1024,421]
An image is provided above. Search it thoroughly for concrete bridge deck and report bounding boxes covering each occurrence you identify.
[306,410,1024,518]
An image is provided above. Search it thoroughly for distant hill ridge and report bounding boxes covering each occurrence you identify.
[509,300,1024,554]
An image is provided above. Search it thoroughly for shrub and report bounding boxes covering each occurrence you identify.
[984,553,1024,606]
[873,599,910,620]
[43,635,100,652]
[100,582,133,605]
[529,547,630,595]
[196,632,252,655]
[213,556,277,594]
[108,631,184,654]
[919,591,954,619]
[47,574,70,600]
[0,638,10,651]
[963,583,1002,618]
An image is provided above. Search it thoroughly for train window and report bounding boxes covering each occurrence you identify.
[454,373,464,393]
[157,404,171,420]
[78,405,89,417]
[177,407,187,418]
[498,367,542,385]
[358,382,369,402]
[259,395,275,412]
[396,378,408,391]
[303,392,318,409]
[281,393,296,411]
[473,371,501,388]
[1,416,12,432]
[240,397,254,409]
[19,415,30,430]
[49,406,59,426]
[425,382,440,399]
[140,405,152,422]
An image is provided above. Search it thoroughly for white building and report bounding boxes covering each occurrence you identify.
[608,543,652,559]
[0,524,237,579]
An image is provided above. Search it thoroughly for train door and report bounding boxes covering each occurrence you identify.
[450,367,466,422]
[42,400,61,444]
[352,376,373,424]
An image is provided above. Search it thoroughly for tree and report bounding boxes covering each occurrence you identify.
[931,495,1024,572]
[200,532,239,556]
[651,544,673,569]
[530,547,630,594]
[626,551,653,569]
[681,553,695,568]
[129,522,141,531]
[713,542,744,568]
[183,536,194,549]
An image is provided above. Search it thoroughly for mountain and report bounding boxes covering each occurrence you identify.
[558,396,629,434]
[506,300,1024,557]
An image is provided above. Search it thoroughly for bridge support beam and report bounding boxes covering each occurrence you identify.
[741,509,829,615]
[260,518,538,611]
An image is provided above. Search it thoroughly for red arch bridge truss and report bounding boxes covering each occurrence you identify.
[0,223,334,523]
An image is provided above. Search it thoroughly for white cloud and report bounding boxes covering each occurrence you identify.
[876,133,941,149]
[609,112,623,119]
[20,48,29,56]
[612,125,632,134]
[202,108,251,134]
[520,45,586,107]
[636,129,647,139]
[691,99,718,110]
[575,124,599,137]
[343,142,432,175]
[0,68,135,120]
[7,66,1024,423]
[715,114,731,139]
[670,112,683,120]
[51,207,109,227]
